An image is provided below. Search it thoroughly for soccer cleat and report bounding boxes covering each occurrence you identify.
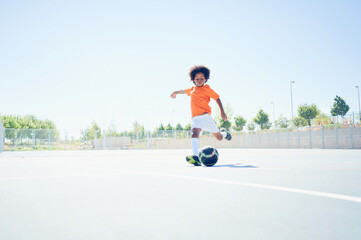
[186,155,201,166]
[220,128,232,141]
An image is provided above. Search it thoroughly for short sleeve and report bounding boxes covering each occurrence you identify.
[184,87,193,96]
[207,86,220,100]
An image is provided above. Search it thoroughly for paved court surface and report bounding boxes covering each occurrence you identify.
[0,149,361,240]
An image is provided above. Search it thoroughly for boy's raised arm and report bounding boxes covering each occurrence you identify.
[170,90,186,99]
[216,98,228,121]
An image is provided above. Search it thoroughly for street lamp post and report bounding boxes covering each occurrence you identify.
[171,109,175,130]
[271,101,275,123]
[290,81,295,122]
[356,86,361,121]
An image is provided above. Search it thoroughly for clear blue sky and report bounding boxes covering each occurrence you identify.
[1,0,360,131]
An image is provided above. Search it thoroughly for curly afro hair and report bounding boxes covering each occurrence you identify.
[189,65,210,81]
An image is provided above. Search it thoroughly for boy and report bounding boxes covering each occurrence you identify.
[170,65,232,166]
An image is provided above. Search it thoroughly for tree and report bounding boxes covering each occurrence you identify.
[184,124,191,131]
[1,115,20,141]
[219,119,232,130]
[18,115,37,129]
[18,115,38,140]
[0,114,58,142]
[233,115,247,131]
[298,103,319,126]
[213,104,233,131]
[156,123,165,131]
[165,123,173,131]
[293,116,308,127]
[253,109,271,129]
[314,112,331,126]
[247,122,256,131]
[274,115,290,129]
[175,123,183,130]
[331,95,350,118]
[43,119,57,129]
[33,117,57,141]
[133,121,144,132]
[81,121,102,140]
[1,115,20,129]
[130,121,145,138]
[107,123,119,137]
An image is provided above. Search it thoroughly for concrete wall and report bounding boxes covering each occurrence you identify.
[151,125,361,149]
[2,125,360,151]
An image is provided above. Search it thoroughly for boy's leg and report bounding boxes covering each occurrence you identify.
[199,114,232,141]
[212,132,223,140]
[191,138,199,156]
[211,128,232,141]
[191,128,201,154]
[186,128,202,166]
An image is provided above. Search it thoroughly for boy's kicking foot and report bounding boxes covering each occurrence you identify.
[186,155,201,166]
[220,128,232,140]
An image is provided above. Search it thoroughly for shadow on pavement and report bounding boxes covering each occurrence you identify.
[212,163,258,168]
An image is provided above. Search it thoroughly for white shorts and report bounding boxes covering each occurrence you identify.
[191,114,220,133]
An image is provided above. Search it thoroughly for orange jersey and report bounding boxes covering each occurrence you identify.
[184,84,220,118]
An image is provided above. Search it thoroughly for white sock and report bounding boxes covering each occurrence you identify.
[191,138,199,156]
[221,131,227,139]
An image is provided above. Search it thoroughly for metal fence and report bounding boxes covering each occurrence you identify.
[0,120,4,153]
[1,124,361,151]
[329,112,361,125]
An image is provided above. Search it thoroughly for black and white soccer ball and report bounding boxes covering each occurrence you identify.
[199,146,219,167]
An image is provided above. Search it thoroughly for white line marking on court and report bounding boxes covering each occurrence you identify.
[71,166,361,203]
[256,167,289,171]
[129,170,361,204]
[2,164,360,204]
[0,173,115,181]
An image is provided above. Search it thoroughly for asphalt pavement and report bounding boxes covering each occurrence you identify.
[1,149,360,240]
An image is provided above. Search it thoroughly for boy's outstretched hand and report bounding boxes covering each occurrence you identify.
[170,92,177,99]
[171,90,185,99]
